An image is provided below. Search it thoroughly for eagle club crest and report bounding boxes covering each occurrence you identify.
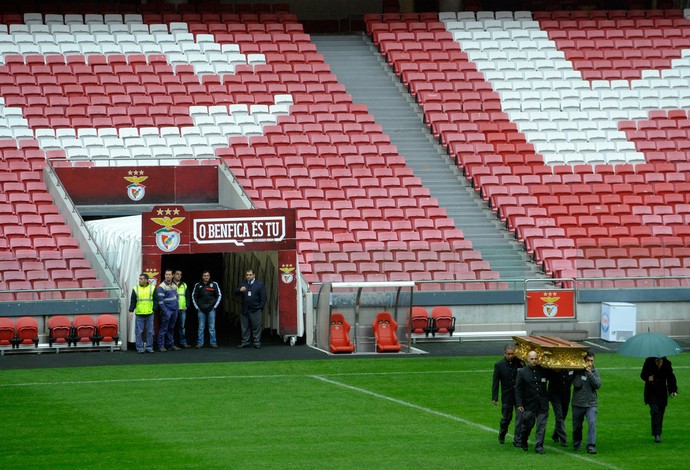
[144,269,159,287]
[151,210,185,253]
[124,170,148,201]
[280,264,296,284]
[540,293,560,318]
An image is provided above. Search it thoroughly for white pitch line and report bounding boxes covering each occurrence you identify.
[310,374,622,470]
[584,341,613,351]
[0,374,295,388]
[2,366,687,388]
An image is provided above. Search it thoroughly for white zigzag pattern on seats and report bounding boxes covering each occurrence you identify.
[0,19,293,164]
[441,12,690,166]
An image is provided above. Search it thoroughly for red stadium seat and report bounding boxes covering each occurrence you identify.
[0,317,15,346]
[430,306,456,336]
[329,313,355,353]
[72,315,98,345]
[96,314,120,345]
[48,315,72,347]
[15,316,39,348]
[410,306,432,336]
[372,311,401,352]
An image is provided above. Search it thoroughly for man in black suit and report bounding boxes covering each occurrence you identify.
[641,356,678,443]
[516,350,550,454]
[235,268,267,349]
[492,344,524,446]
[549,368,574,447]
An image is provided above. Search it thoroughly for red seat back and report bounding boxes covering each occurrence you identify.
[372,311,401,352]
[431,306,456,335]
[96,314,119,342]
[410,306,430,334]
[329,313,354,353]
[0,317,15,345]
[16,316,39,345]
[73,315,96,342]
[48,315,72,344]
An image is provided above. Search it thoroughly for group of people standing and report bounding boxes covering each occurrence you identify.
[128,268,266,352]
[493,344,679,454]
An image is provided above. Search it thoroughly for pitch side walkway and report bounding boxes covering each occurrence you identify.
[3,334,685,370]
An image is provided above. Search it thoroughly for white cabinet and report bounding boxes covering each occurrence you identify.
[601,302,636,342]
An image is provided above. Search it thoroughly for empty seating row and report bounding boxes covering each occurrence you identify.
[329,311,402,354]
[410,306,456,337]
[0,314,118,349]
[0,316,39,348]
[532,9,684,20]
[0,14,499,286]
[46,314,119,346]
[368,11,690,284]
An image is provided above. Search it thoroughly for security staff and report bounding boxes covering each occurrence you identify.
[128,273,155,353]
[235,269,266,349]
[174,269,190,348]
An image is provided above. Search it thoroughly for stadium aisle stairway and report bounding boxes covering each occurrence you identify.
[312,34,540,280]
[366,9,690,287]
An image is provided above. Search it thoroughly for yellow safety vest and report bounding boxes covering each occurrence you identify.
[176,282,187,310]
[134,284,154,315]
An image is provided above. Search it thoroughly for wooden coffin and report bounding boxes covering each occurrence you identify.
[512,335,589,370]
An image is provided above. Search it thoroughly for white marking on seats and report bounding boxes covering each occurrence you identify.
[0,21,292,161]
[0,95,293,161]
[441,18,690,166]
[310,374,621,469]
[0,20,265,74]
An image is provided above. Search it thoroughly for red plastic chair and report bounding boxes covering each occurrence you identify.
[329,313,354,354]
[72,315,98,345]
[372,311,401,352]
[410,306,431,336]
[15,316,39,348]
[96,314,119,345]
[431,306,456,336]
[0,317,15,346]
[47,315,72,347]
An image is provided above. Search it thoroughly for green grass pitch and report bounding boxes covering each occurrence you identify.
[1,353,687,469]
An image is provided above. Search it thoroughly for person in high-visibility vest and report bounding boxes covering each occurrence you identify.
[173,269,191,348]
[128,273,155,353]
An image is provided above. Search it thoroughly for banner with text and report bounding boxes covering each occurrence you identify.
[141,206,298,336]
[142,206,296,254]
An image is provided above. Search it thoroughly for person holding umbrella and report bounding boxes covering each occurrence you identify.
[641,356,678,443]
[618,331,682,444]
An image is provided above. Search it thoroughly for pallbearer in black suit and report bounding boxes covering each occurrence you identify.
[572,352,601,454]
[516,350,550,454]
[548,368,574,447]
[492,344,524,446]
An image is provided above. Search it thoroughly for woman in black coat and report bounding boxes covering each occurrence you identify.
[641,356,678,443]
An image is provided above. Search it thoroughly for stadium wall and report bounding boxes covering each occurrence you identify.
[417,300,690,339]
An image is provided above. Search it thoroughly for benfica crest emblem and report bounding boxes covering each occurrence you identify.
[151,215,185,253]
[144,269,159,286]
[540,294,560,318]
[280,264,296,284]
[124,171,148,201]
